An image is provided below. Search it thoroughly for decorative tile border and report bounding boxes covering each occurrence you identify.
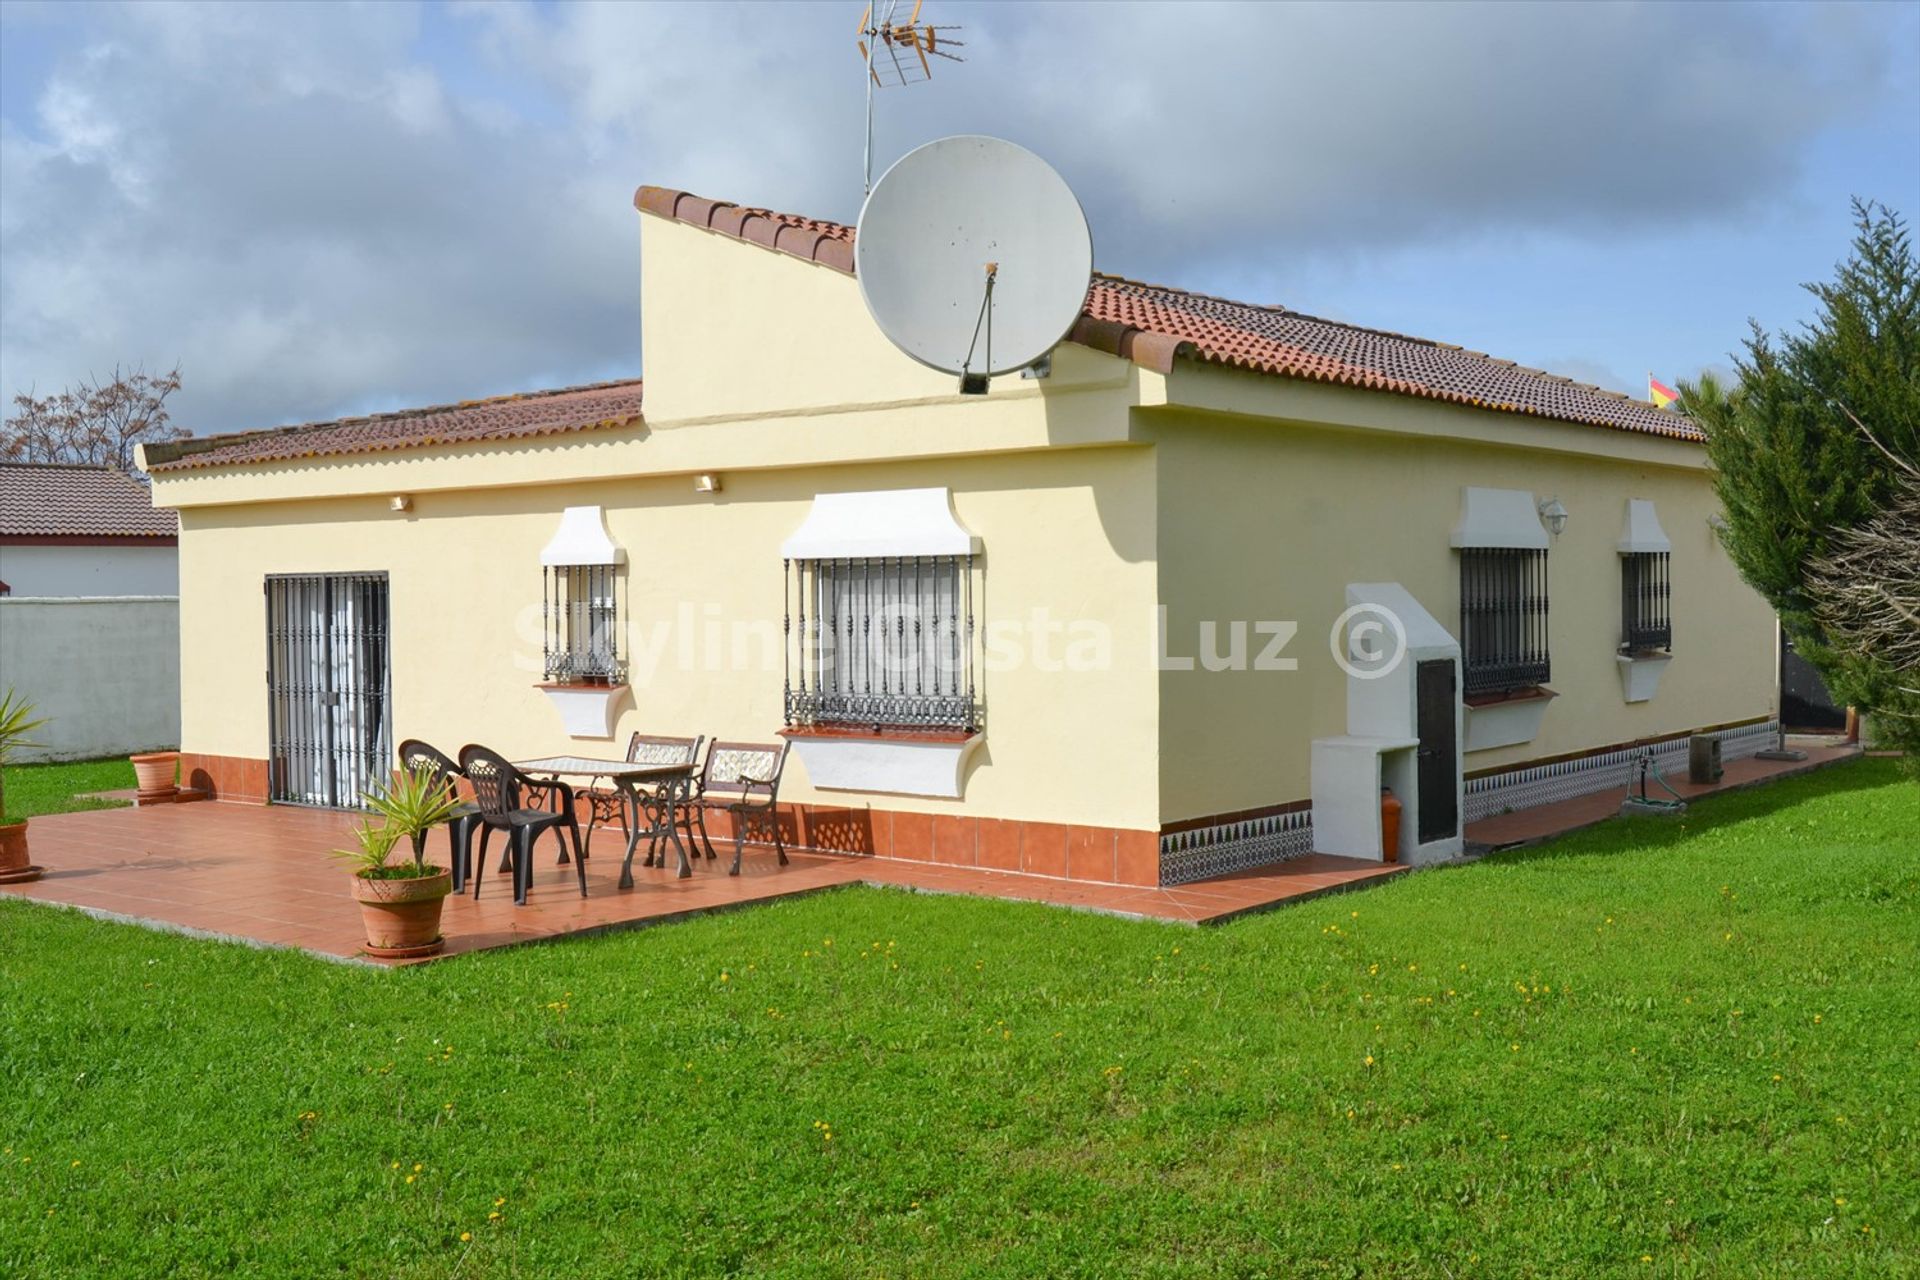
[1464,720,1778,825]
[1159,810,1315,887]
[1157,720,1780,887]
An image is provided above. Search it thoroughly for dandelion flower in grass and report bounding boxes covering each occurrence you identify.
[489,1211,503,1222]
[494,1197,506,1207]
[1813,1014,1823,1024]
[413,1163,423,1173]
[1835,1197,1847,1206]
[1364,1055,1375,1067]
[1641,1256,1652,1264]
[460,1232,472,1243]
[406,1175,417,1185]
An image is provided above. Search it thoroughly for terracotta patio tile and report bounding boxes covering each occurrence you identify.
[932,815,977,866]
[975,819,1023,873]
[1114,830,1159,887]
[891,811,934,862]
[1021,822,1071,879]
[1066,826,1115,883]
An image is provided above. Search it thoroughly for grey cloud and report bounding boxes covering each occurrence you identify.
[0,0,1907,436]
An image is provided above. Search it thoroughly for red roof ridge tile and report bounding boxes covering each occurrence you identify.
[636,183,1699,445]
[146,379,643,473]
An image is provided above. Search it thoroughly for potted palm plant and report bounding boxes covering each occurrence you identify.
[336,762,462,958]
[0,688,51,885]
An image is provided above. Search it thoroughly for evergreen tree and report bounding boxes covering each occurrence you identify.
[1684,200,1920,758]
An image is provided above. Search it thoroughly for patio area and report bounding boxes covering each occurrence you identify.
[0,741,1862,964]
[0,801,1407,963]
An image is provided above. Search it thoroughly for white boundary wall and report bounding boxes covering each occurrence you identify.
[0,596,180,761]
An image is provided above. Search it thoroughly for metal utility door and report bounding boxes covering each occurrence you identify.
[1415,659,1459,844]
[266,573,391,808]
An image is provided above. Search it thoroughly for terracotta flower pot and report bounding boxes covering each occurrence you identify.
[350,869,452,958]
[0,819,41,884]
[130,751,181,806]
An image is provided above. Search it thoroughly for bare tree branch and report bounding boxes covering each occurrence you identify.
[1,364,187,471]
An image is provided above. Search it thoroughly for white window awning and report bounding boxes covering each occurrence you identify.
[1617,499,1672,554]
[781,487,981,560]
[540,505,625,567]
[1450,486,1549,550]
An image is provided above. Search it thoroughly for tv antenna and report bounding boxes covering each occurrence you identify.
[856,136,1093,396]
[857,1,965,193]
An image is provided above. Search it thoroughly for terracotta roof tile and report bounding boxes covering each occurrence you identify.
[145,380,644,473]
[634,184,1700,444]
[0,462,179,539]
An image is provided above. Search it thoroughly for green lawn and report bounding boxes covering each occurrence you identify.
[1,756,135,820]
[2,759,1915,1278]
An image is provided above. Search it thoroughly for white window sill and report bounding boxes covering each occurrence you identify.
[537,682,629,739]
[1463,688,1556,753]
[783,727,983,799]
[1616,653,1672,704]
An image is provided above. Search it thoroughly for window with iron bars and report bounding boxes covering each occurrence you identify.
[784,555,979,731]
[1620,550,1672,654]
[543,563,625,684]
[1459,547,1551,696]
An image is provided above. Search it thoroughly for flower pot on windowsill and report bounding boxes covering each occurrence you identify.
[130,751,181,805]
[0,819,41,884]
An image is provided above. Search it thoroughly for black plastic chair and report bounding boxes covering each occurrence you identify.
[396,739,483,893]
[458,745,586,905]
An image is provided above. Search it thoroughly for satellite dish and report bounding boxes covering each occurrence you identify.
[856,135,1092,391]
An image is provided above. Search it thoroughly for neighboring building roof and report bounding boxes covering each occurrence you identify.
[0,462,179,541]
[143,380,645,473]
[635,185,1701,444]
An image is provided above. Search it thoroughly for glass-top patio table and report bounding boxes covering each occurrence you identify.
[513,755,700,883]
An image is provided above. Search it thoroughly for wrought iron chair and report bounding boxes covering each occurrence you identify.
[580,732,705,859]
[457,744,586,905]
[395,739,483,893]
[690,741,791,876]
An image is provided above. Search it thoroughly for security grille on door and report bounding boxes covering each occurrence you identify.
[266,573,392,807]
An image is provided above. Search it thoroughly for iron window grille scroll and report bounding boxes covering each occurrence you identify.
[1621,551,1672,654]
[543,563,626,684]
[783,555,980,732]
[1459,547,1551,696]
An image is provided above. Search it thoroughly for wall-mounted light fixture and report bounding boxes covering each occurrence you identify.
[1537,495,1569,537]
[693,473,721,494]
[389,495,412,513]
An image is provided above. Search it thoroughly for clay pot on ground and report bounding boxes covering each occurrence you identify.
[0,819,41,884]
[349,868,452,959]
[130,751,181,805]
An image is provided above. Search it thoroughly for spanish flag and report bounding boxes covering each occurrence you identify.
[1648,374,1680,409]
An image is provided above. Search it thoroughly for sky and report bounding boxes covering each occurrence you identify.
[2,0,1917,438]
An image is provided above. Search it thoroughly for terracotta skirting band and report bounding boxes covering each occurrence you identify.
[179,753,271,805]
[170,755,1160,886]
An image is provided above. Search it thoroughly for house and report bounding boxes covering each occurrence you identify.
[0,462,179,596]
[0,461,181,760]
[137,185,1776,886]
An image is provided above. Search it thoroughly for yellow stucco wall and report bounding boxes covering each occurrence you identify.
[155,198,1776,839]
[1148,390,1775,825]
[175,446,1162,829]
